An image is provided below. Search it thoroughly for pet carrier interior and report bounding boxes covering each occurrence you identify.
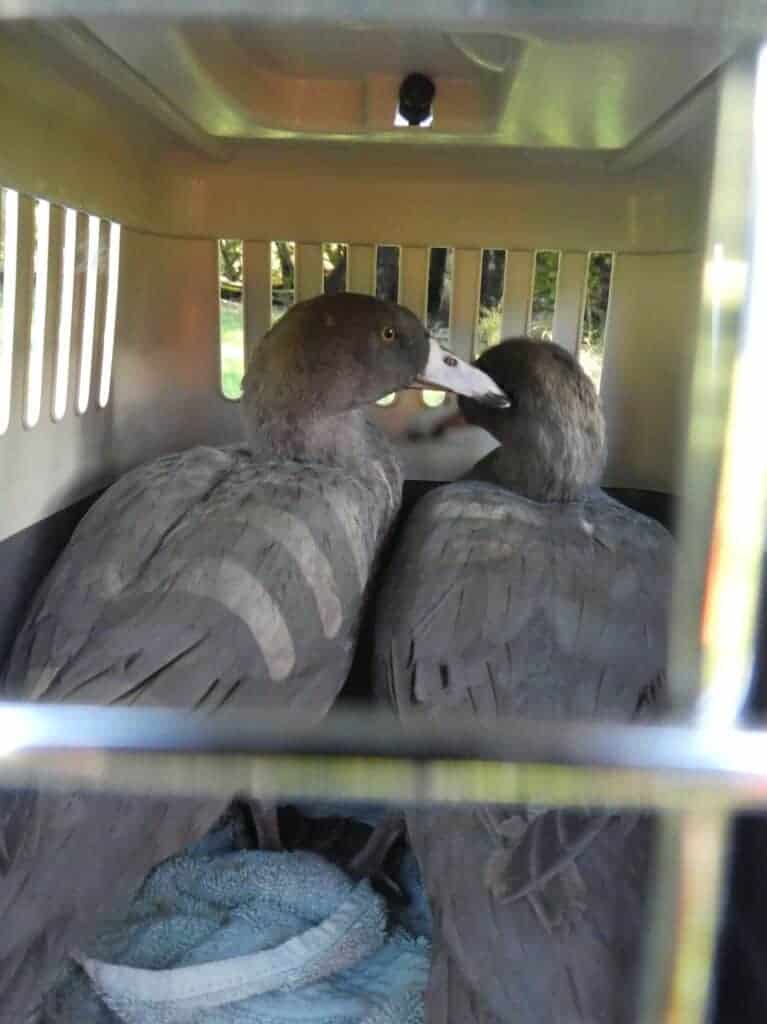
[0,3,765,1022]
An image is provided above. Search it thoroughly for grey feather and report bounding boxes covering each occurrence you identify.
[0,443,402,1020]
[374,479,673,1023]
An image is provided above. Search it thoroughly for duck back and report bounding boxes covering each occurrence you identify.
[375,481,673,1024]
[0,440,402,1020]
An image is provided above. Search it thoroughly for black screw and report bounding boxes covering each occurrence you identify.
[398,73,436,127]
[444,355,458,367]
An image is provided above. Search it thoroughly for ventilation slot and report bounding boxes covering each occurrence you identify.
[0,188,19,436]
[423,247,454,409]
[52,207,78,422]
[374,248,401,406]
[375,246,400,303]
[76,215,101,415]
[271,241,295,325]
[475,249,507,356]
[98,221,121,409]
[427,247,453,340]
[323,243,347,294]
[528,250,561,340]
[580,252,614,392]
[219,238,244,401]
[24,199,50,429]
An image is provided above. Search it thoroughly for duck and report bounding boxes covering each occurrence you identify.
[0,292,508,1021]
[374,337,675,1023]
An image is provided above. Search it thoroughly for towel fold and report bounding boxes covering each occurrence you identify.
[43,815,429,1024]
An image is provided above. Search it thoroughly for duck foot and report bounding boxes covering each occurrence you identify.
[346,813,406,897]
[237,799,282,851]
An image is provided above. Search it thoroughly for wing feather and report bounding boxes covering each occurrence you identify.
[0,442,402,1018]
[374,480,673,1023]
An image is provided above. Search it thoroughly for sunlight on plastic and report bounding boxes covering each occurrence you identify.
[698,62,767,728]
[643,44,767,1024]
[0,707,43,756]
[0,188,19,435]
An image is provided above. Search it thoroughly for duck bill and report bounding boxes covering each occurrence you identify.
[412,337,510,408]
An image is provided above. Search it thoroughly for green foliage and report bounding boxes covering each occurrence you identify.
[473,250,612,391]
[213,241,612,398]
[271,241,295,289]
[322,242,347,294]
[581,252,612,352]
[322,242,346,271]
[529,251,559,336]
[218,239,243,285]
[219,299,244,400]
[475,305,503,355]
[221,364,243,400]
[580,253,613,391]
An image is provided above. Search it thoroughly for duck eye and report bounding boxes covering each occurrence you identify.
[381,326,396,342]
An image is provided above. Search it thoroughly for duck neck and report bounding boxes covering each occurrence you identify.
[242,404,376,463]
[469,446,593,503]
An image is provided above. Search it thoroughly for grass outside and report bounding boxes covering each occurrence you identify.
[220,300,244,400]
[475,306,605,392]
[474,306,502,356]
[220,298,294,399]
[220,295,605,400]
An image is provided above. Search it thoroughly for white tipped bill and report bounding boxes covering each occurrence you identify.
[413,337,510,408]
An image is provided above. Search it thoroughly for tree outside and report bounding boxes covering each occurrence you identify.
[475,249,613,392]
[580,252,613,391]
[216,239,613,400]
[271,241,295,323]
[218,239,244,399]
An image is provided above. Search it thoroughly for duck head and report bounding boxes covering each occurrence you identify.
[242,293,508,457]
[459,338,606,502]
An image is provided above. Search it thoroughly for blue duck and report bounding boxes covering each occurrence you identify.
[374,338,674,1023]
[0,292,508,1021]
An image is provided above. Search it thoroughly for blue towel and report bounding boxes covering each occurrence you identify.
[44,820,430,1024]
